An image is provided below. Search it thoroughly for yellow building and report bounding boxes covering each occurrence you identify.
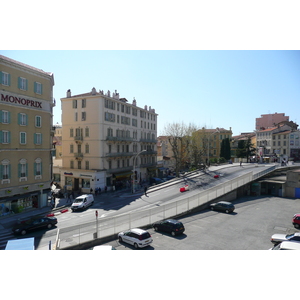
[59,88,158,193]
[0,55,55,217]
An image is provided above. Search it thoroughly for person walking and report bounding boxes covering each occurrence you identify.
[144,185,148,197]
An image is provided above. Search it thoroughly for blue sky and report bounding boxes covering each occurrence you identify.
[1,50,299,136]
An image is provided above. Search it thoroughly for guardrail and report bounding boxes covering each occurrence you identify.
[57,166,279,249]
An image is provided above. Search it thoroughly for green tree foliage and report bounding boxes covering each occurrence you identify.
[220,138,231,160]
[236,138,256,162]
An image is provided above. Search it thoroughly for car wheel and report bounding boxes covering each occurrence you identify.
[21,230,27,235]
[154,226,158,231]
[211,207,214,210]
[118,236,123,243]
[294,224,300,229]
[171,231,176,236]
[225,209,229,213]
[134,243,139,249]
[47,223,52,229]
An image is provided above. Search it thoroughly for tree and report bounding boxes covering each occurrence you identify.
[236,137,255,162]
[220,138,231,160]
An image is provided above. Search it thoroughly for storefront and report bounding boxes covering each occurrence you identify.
[0,190,49,218]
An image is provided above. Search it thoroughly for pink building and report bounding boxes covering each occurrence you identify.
[256,113,289,130]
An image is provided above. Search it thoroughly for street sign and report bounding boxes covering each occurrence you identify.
[95,210,98,217]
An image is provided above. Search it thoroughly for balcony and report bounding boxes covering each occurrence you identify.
[105,152,134,158]
[74,153,84,161]
[139,138,157,143]
[74,136,83,144]
[106,136,134,143]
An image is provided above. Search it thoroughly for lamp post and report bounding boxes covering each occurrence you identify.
[132,150,146,193]
[207,128,219,169]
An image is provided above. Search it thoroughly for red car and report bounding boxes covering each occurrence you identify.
[292,213,300,229]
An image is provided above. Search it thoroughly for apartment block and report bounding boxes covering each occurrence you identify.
[0,55,55,217]
[59,88,158,193]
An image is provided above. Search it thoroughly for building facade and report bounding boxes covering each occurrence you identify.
[0,55,55,217]
[59,88,158,193]
[255,112,289,131]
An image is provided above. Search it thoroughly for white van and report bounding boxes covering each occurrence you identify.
[71,194,94,212]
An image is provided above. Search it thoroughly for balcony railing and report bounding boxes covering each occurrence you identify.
[74,153,84,160]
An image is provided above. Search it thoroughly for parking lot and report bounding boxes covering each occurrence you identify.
[103,196,300,250]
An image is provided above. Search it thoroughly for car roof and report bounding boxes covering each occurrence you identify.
[166,219,181,224]
[279,241,300,250]
[130,228,148,234]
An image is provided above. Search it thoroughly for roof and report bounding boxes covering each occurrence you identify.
[0,54,53,77]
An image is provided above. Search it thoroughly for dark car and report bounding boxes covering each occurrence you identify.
[12,216,58,235]
[292,213,300,229]
[153,219,185,236]
[210,201,235,213]
[150,177,163,185]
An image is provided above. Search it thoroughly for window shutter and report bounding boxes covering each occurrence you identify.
[8,111,11,124]
[18,163,21,177]
[34,82,37,93]
[40,84,43,95]
[26,114,28,125]
[18,77,21,89]
[0,72,2,84]
[34,133,37,144]
[0,165,2,179]
[8,164,11,179]
[8,74,11,86]
[34,162,37,176]
[8,131,11,144]
[25,79,28,91]
[0,131,2,143]
[26,163,28,177]
[0,111,2,123]
[18,113,21,125]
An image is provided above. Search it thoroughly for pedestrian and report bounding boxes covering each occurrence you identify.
[90,188,93,194]
[144,185,148,197]
[67,193,71,203]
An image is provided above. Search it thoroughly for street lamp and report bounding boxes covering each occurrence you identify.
[132,149,146,193]
[207,128,219,169]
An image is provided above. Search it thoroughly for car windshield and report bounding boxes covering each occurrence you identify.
[173,223,183,228]
[286,234,295,239]
[74,199,83,203]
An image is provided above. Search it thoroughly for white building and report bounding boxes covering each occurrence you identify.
[59,88,158,193]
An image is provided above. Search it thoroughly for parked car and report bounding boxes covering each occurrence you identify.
[210,201,235,213]
[118,228,153,249]
[271,232,300,245]
[292,213,300,229]
[150,177,163,185]
[12,216,57,235]
[270,241,300,250]
[153,219,185,236]
[92,245,116,250]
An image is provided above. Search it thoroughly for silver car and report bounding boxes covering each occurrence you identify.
[118,228,153,249]
[270,232,300,245]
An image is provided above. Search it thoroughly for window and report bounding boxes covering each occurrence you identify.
[82,98,86,108]
[82,112,86,121]
[73,100,77,108]
[85,161,89,170]
[34,158,42,178]
[34,133,43,145]
[70,128,74,137]
[0,71,10,86]
[107,128,113,137]
[20,132,26,144]
[85,127,89,137]
[1,131,10,144]
[75,112,78,121]
[0,110,10,124]
[70,161,74,169]
[18,77,28,91]
[18,159,27,179]
[105,112,115,122]
[35,116,41,127]
[70,144,74,153]
[78,160,81,169]
[85,144,89,153]
[18,113,28,126]
[0,159,11,181]
[34,82,43,94]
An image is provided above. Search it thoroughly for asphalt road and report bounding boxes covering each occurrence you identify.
[102,196,300,250]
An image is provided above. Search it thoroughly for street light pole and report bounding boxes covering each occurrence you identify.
[132,149,146,193]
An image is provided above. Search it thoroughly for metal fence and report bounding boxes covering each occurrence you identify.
[57,166,275,249]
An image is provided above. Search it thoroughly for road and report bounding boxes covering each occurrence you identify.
[0,163,284,250]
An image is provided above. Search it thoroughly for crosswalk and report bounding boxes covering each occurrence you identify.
[0,229,16,250]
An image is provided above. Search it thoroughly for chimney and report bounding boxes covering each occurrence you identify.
[67,89,71,98]
[132,97,137,106]
[91,87,96,95]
